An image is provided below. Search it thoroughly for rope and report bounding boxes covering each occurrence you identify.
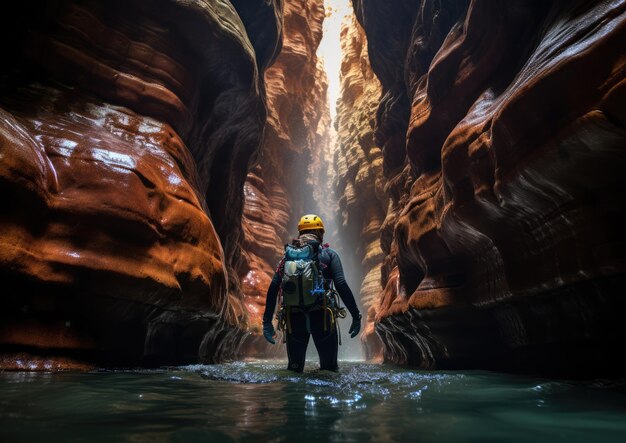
[335,311,342,346]
[323,291,327,331]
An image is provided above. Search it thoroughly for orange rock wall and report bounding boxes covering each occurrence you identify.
[0,0,282,368]
[239,0,330,355]
[334,14,385,359]
[352,0,626,376]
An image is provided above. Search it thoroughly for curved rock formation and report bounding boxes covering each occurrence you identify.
[352,0,626,377]
[334,13,385,359]
[238,0,330,356]
[0,0,282,369]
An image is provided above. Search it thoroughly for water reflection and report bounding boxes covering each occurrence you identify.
[1,362,626,442]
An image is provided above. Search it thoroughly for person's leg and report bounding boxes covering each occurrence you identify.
[311,309,339,371]
[286,312,309,372]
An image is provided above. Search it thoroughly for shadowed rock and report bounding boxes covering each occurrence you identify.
[0,0,282,368]
[352,0,626,377]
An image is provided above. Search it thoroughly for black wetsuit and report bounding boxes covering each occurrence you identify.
[263,246,359,372]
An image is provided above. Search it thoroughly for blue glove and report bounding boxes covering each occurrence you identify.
[349,313,361,338]
[263,322,276,344]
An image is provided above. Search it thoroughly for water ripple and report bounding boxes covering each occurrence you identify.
[1,361,626,442]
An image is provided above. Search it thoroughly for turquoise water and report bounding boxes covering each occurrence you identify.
[1,361,625,442]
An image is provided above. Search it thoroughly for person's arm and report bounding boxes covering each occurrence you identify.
[328,250,360,318]
[263,272,281,324]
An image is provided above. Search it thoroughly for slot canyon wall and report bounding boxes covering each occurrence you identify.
[333,13,385,359]
[239,0,330,357]
[0,0,284,369]
[346,0,626,376]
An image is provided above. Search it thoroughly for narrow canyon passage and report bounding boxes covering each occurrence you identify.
[0,0,624,374]
[1,0,626,440]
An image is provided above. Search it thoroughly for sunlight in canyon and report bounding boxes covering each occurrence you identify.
[1,0,625,440]
[312,0,363,360]
[318,0,352,121]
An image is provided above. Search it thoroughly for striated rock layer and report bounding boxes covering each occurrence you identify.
[0,0,282,369]
[238,0,330,356]
[352,0,626,376]
[334,13,385,360]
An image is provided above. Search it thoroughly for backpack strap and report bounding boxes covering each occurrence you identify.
[276,248,287,278]
[317,244,330,271]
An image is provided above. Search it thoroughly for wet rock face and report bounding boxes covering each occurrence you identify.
[353,0,626,376]
[334,14,385,360]
[239,0,329,357]
[0,0,282,368]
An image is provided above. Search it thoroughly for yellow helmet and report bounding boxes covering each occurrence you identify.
[298,214,325,233]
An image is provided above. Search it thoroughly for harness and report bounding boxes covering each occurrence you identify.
[275,245,347,344]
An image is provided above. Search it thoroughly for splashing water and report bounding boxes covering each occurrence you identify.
[2,361,626,442]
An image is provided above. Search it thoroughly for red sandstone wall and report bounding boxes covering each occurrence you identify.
[334,13,385,360]
[352,0,626,376]
[239,0,330,356]
[0,0,282,369]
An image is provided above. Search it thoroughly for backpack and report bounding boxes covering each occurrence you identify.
[280,242,326,307]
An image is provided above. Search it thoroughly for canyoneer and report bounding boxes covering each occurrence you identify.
[262,214,361,372]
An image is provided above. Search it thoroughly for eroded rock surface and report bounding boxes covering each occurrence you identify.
[334,13,385,360]
[352,0,626,376]
[238,0,330,356]
[0,0,282,368]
